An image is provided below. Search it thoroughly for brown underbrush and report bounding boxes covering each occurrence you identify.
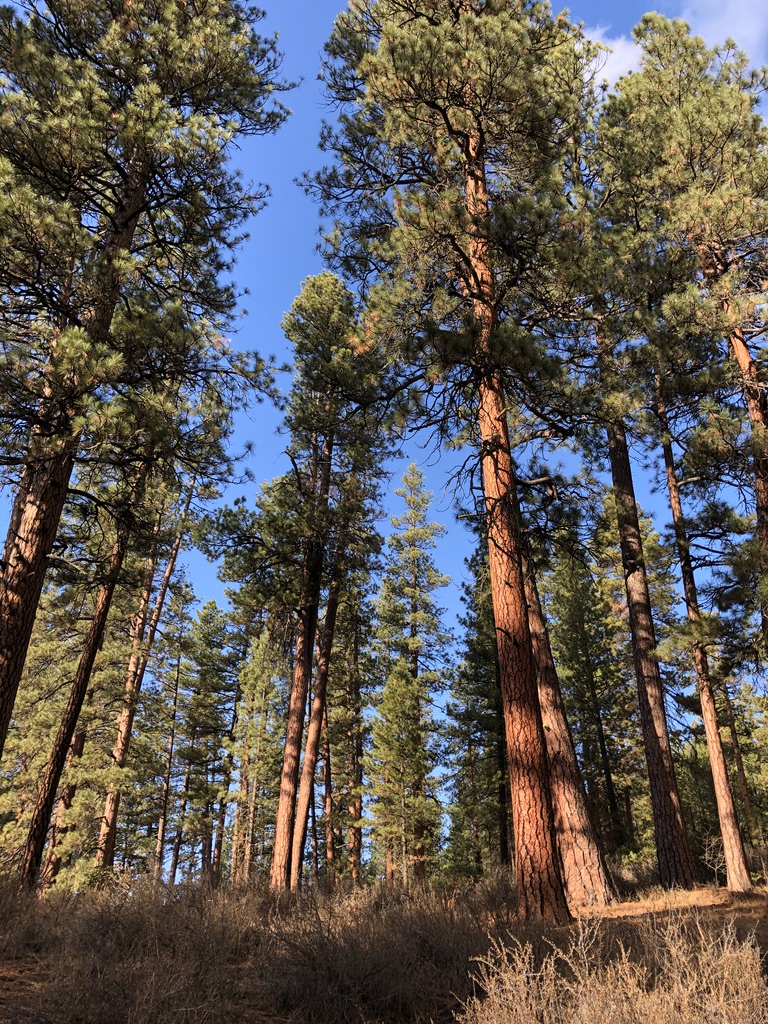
[0,874,765,1023]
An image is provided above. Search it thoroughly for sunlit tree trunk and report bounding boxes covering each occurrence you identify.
[523,552,616,907]
[467,133,568,923]
[290,568,343,889]
[270,438,332,890]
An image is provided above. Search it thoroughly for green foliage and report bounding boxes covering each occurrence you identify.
[444,539,508,877]
[312,0,597,442]
[367,465,449,884]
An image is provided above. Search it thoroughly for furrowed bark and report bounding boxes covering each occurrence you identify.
[466,127,569,923]
[523,550,616,907]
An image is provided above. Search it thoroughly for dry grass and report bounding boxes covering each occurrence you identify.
[0,875,765,1023]
[459,914,768,1024]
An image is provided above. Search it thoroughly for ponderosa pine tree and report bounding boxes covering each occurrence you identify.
[0,0,288,759]
[368,465,448,886]
[599,15,768,648]
[252,272,389,890]
[653,384,752,890]
[312,0,598,923]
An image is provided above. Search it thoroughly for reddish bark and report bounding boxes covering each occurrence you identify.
[0,441,79,760]
[270,435,333,890]
[95,487,192,869]
[290,569,343,888]
[523,554,616,907]
[466,125,569,923]
[20,529,129,890]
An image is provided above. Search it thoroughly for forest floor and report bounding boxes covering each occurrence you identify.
[0,879,766,1023]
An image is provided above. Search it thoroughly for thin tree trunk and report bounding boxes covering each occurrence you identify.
[720,682,755,843]
[290,569,343,889]
[153,650,182,883]
[323,712,335,888]
[19,528,130,890]
[39,721,85,892]
[347,613,363,885]
[270,437,333,890]
[656,384,751,891]
[522,551,616,907]
[585,664,625,850]
[95,484,193,868]
[169,752,193,887]
[601,397,697,888]
[230,685,255,886]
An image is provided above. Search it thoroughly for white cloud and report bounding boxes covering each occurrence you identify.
[679,0,768,65]
[587,26,641,86]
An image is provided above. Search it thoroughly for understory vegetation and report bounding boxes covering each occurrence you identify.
[1,876,766,1024]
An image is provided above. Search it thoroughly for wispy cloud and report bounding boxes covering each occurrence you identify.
[587,26,640,86]
[680,0,768,64]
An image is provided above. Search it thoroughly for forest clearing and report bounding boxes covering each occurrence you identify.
[3,1,768,1020]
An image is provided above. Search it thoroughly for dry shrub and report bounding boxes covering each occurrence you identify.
[261,884,498,1024]
[1,877,272,1024]
[458,914,768,1024]
[3,876,767,1024]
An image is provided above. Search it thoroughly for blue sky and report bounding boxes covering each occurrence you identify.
[191,0,768,625]
[3,1,764,625]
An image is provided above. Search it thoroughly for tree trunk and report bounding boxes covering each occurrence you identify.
[230,685,255,886]
[522,551,616,907]
[153,651,182,883]
[290,569,343,889]
[602,403,697,888]
[39,720,86,892]
[0,442,79,760]
[323,714,337,887]
[19,529,129,890]
[656,385,751,891]
[95,486,193,868]
[477,375,568,922]
[346,610,363,885]
[720,682,755,843]
[465,125,568,923]
[0,170,148,762]
[169,752,193,886]
[585,663,625,851]
[270,437,333,890]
